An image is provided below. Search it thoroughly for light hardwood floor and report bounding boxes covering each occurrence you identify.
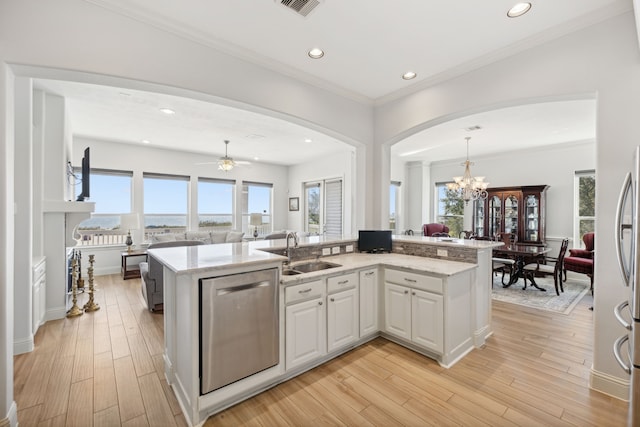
[14,274,628,426]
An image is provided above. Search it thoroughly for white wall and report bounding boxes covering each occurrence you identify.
[72,137,291,274]
[288,149,356,236]
[427,140,596,244]
[376,13,640,398]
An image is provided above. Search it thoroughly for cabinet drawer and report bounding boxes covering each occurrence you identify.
[327,272,357,294]
[385,269,442,294]
[285,280,324,304]
[33,261,46,282]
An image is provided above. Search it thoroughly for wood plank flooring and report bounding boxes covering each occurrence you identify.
[14,274,628,426]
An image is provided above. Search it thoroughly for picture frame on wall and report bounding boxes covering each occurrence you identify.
[289,197,299,211]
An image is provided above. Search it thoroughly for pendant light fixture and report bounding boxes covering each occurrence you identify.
[218,140,236,172]
[446,137,489,204]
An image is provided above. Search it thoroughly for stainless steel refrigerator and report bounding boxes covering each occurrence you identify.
[614,146,640,426]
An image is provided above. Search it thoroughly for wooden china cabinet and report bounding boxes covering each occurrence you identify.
[473,185,548,246]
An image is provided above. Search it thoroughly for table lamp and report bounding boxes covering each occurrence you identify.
[250,213,262,240]
[120,213,140,253]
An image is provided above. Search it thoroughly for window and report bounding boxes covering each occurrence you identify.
[390,181,401,232]
[242,181,273,236]
[198,178,235,232]
[435,182,464,237]
[305,182,321,235]
[75,169,133,246]
[574,170,595,247]
[304,179,343,236]
[143,173,189,239]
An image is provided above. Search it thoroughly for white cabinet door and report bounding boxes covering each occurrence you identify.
[359,269,378,337]
[411,289,443,352]
[327,288,358,352]
[286,297,326,370]
[384,282,411,339]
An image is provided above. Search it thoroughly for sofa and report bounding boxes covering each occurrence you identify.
[140,230,244,311]
[149,230,245,244]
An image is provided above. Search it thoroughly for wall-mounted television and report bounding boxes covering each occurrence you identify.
[358,230,392,253]
[76,147,90,201]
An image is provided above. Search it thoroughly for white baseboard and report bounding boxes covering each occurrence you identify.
[0,400,18,427]
[13,334,34,355]
[590,367,629,401]
[45,305,67,321]
[94,266,120,276]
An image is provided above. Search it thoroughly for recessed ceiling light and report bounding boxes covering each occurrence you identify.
[159,108,176,115]
[308,48,324,59]
[142,139,151,144]
[402,71,417,80]
[304,138,313,143]
[254,157,260,161]
[507,2,531,18]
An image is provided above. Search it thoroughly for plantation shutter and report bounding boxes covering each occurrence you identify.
[324,179,343,235]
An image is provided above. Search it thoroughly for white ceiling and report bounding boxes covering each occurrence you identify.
[34,1,615,165]
[86,0,630,101]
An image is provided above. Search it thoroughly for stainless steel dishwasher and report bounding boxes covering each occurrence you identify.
[199,268,279,394]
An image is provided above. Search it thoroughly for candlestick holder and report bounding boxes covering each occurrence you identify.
[66,258,83,318]
[84,254,100,312]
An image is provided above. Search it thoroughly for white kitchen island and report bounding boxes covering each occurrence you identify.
[150,236,501,426]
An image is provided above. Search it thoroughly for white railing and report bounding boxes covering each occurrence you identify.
[75,230,128,246]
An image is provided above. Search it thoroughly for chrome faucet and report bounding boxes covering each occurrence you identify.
[285,231,299,265]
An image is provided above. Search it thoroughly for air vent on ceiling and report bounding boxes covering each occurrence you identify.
[276,0,322,17]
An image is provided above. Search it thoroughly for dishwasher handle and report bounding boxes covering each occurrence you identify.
[216,281,270,296]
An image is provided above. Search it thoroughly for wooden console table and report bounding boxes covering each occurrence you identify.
[121,250,147,280]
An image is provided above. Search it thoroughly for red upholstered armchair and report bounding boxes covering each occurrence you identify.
[423,223,450,237]
[563,232,594,290]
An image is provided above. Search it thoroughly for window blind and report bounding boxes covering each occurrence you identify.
[324,179,343,235]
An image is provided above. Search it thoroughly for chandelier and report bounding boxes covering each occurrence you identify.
[446,137,489,204]
[218,140,236,171]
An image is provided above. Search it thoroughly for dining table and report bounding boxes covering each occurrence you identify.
[492,243,552,291]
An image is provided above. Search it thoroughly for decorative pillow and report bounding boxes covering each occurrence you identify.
[225,231,244,242]
[185,231,213,244]
[152,233,177,243]
[211,232,228,244]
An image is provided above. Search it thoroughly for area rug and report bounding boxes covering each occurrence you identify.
[491,275,590,314]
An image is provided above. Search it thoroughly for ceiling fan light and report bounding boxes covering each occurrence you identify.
[218,158,235,171]
[217,140,236,171]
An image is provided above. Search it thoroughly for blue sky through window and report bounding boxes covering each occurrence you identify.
[144,178,187,214]
[80,173,131,214]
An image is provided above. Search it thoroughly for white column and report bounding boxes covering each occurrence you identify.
[13,77,33,353]
[1,63,18,426]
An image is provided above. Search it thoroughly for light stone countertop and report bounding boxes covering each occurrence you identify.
[147,242,287,275]
[148,235,496,277]
[280,252,477,285]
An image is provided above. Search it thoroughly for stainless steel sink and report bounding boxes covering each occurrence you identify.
[287,261,342,274]
[281,269,302,276]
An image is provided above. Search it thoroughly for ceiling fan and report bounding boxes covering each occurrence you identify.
[196,140,251,171]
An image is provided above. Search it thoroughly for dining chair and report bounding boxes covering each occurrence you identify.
[492,257,516,286]
[459,230,476,239]
[522,238,569,295]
